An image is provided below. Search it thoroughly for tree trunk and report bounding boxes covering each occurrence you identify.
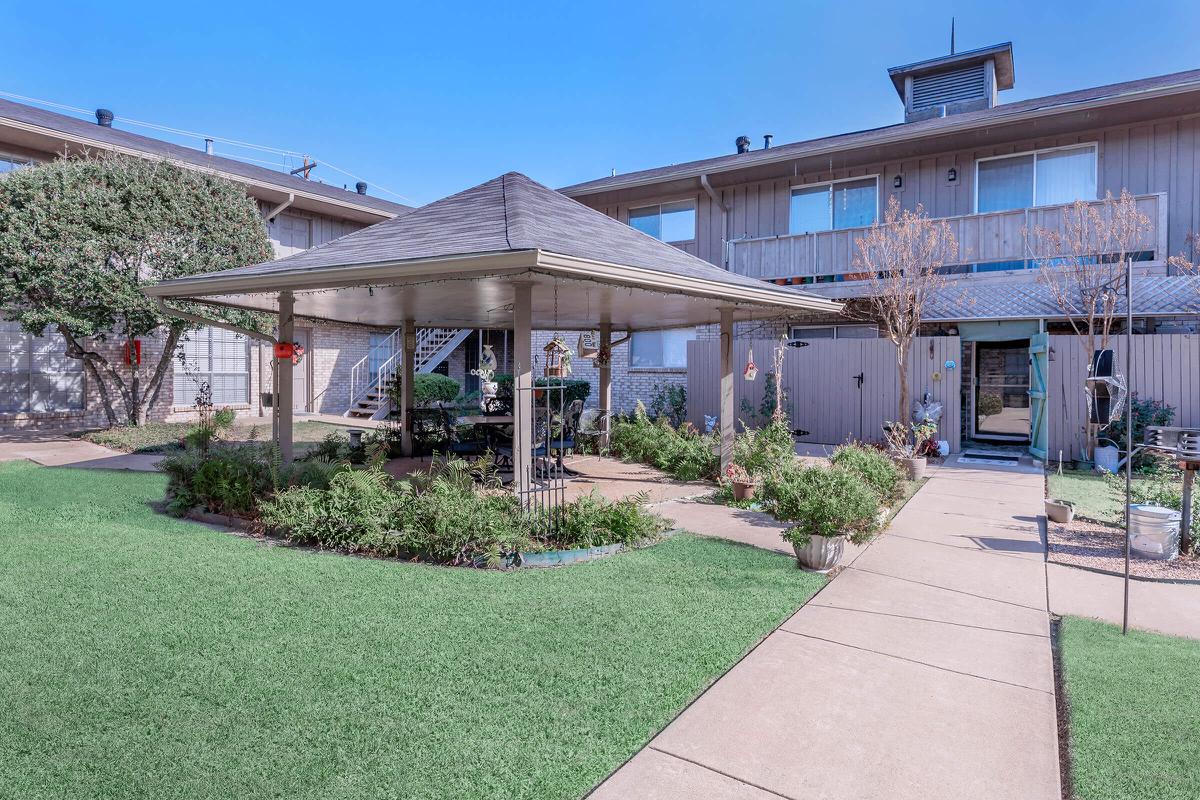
[897,344,910,430]
[137,327,183,426]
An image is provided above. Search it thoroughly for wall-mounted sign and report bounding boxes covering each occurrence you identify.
[944,359,957,370]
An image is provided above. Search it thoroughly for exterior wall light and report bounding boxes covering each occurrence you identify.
[947,167,958,182]
[893,175,903,189]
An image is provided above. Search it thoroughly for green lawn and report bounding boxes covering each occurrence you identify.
[1047,470,1125,525]
[82,419,348,455]
[1059,616,1200,800]
[0,462,821,800]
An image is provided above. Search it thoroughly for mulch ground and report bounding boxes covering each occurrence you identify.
[1047,518,1200,580]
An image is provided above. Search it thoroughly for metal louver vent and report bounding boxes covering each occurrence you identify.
[911,64,987,110]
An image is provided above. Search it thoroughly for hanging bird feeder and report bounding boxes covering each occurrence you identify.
[273,341,305,365]
[544,336,573,378]
[473,344,499,401]
[743,347,759,381]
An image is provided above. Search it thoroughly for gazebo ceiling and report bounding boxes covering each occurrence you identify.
[146,172,841,331]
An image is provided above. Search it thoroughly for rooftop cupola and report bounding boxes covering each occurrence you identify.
[888,42,1014,122]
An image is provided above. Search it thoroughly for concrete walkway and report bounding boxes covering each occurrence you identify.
[591,463,1061,800]
[0,434,162,471]
[1048,562,1200,640]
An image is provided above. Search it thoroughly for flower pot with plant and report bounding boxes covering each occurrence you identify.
[764,465,880,571]
[724,463,755,501]
[884,420,938,480]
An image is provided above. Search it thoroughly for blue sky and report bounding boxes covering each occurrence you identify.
[5,1,1199,206]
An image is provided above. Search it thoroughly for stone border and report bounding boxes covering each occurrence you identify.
[517,529,681,568]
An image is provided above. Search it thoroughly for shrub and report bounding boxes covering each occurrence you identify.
[610,402,718,481]
[764,465,880,546]
[831,442,903,503]
[492,375,591,414]
[732,420,795,479]
[649,382,687,427]
[386,372,461,409]
[547,490,667,550]
[1102,393,1175,468]
[1106,456,1200,544]
[261,467,404,553]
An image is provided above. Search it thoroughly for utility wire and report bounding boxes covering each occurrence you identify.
[0,89,417,204]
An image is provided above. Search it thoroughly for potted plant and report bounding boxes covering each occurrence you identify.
[724,462,755,501]
[1045,498,1075,524]
[884,420,938,480]
[764,465,879,572]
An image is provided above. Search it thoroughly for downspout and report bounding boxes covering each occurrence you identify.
[700,174,730,269]
[265,193,295,223]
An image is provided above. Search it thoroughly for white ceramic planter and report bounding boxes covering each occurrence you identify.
[902,456,926,481]
[792,533,845,572]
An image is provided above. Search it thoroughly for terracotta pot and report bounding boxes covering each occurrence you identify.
[1045,499,1075,524]
[732,481,756,501]
[902,456,926,481]
[791,532,845,572]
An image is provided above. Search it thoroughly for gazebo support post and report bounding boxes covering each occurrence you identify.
[277,290,295,466]
[400,319,416,457]
[719,307,734,474]
[512,282,534,499]
[598,321,612,449]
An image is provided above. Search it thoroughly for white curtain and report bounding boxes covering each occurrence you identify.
[1035,146,1096,206]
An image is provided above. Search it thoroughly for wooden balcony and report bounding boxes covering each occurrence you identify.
[727,192,1168,281]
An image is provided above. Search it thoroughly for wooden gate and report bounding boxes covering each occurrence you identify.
[688,336,962,451]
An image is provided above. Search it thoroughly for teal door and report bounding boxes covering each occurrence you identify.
[1028,333,1049,460]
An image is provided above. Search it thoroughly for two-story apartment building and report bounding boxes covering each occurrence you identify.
[0,98,431,431]
[560,42,1200,454]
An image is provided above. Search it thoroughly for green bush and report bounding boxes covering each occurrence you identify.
[649,382,687,427]
[610,402,718,481]
[732,421,796,480]
[387,372,461,408]
[1102,393,1175,468]
[492,375,591,414]
[547,490,668,550]
[261,467,404,554]
[831,443,902,503]
[764,465,880,546]
[161,444,276,517]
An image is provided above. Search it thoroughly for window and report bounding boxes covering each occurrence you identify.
[789,325,877,341]
[628,200,696,242]
[789,178,878,234]
[976,145,1096,213]
[174,326,250,407]
[0,322,84,413]
[630,328,694,369]
[0,154,31,174]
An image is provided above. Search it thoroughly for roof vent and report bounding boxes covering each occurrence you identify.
[735,135,751,154]
[887,42,1014,123]
[763,134,773,149]
[95,108,114,127]
[355,181,367,195]
[204,138,214,155]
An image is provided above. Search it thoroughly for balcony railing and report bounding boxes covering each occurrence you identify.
[728,192,1168,281]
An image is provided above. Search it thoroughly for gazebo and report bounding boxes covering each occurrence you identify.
[146,172,842,495]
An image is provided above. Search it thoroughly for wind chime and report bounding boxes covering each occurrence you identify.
[472,343,499,403]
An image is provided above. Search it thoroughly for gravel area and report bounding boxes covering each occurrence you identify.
[1048,519,1200,581]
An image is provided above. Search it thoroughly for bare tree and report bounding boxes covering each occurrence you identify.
[1027,189,1151,457]
[850,196,958,435]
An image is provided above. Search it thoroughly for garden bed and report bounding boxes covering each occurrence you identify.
[1047,519,1200,582]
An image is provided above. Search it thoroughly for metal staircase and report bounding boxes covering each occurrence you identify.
[343,327,473,420]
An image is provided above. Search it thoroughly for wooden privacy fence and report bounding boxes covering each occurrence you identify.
[1048,334,1200,462]
[688,337,962,452]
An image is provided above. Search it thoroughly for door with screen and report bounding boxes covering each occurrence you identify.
[973,340,1031,441]
[292,329,310,412]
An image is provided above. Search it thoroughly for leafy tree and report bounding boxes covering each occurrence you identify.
[0,153,273,425]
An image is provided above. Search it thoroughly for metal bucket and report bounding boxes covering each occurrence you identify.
[1128,504,1181,560]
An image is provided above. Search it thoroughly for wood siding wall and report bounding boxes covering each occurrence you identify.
[579,114,1200,273]
[687,337,963,452]
[1048,333,1200,461]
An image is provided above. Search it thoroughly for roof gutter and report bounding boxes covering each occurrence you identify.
[561,78,1200,196]
[265,193,295,223]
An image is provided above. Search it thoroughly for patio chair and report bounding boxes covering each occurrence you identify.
[438,409,486,460]
[547,399,584,475]
[494,416,553,477]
